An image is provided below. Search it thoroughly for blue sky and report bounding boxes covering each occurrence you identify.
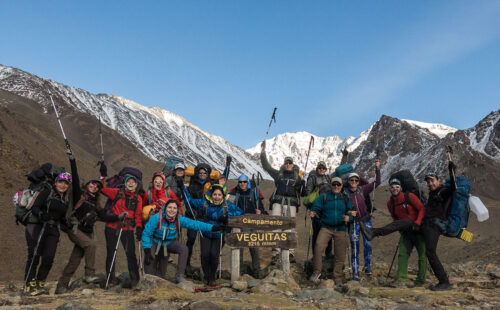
[1,1,499,149]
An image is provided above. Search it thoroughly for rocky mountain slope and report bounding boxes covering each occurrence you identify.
[0,64,270,179]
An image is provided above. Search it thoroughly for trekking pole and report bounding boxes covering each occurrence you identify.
[264,107,277,140]
[302,136,315,225]
[223,155,232,180]
[446,146,457,189]
[138,240,144,277]
[23,223,47,293]
[305,219,312,261]
[50,96,71,151]
[219,234,223,279]
[105,218,126,289]
[97,114,105,165]
[386,243,399,279]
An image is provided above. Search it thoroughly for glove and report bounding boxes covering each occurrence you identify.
[448,161,456,171]
[118,212,128,221]
[342,148,348,157]
[221,214,229,226]
[99,161,108,177]
[144,248,154,266]
[82,213,97,228]
[411,222,420,232]
[176,177,185,190]
[136,227,143,240]
[211,225,226,232]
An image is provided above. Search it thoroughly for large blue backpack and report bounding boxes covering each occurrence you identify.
[436,176,471,238]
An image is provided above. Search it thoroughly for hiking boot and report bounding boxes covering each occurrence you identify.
[28,281,48,296]
[334,280,343,286]
[387,280,406,288]
[289,253,296,264]
[359,222,374,241]
[351,275,360,282]
[24,280,37,295]
[413,281,426,287]
[55,284,69,295]
[168,257,174,263]
[309,272,321,284]
[208,279,217,287]
[430,282,453,291]
[175,275,186,284]
[271,255,279,265]
[84,275,100,284]
[364,267,373,275]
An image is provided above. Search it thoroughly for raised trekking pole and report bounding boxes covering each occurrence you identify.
[386,243,399,279]
[50,96,71,151]
[96,114,105,166]
[105,217,126,289]
[138,240,144,277]
[446,146,457,189]
[264,107,277,140]
[302,136,315,225]
[23,223,47,294]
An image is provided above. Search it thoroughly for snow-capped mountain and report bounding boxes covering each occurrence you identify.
[0,64,270,179]
[401,119,457,139]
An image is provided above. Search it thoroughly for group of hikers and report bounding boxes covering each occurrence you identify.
[17,139,460,297]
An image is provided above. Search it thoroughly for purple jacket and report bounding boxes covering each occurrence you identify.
[345,168,381,222]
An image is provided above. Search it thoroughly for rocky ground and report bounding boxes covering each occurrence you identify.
[1,260,499,310]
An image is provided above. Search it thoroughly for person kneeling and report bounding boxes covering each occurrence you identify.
[309,177,356,286]
[141,199,224,283]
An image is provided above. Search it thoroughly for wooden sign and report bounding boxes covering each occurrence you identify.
[225,231,297,249]
[227,214,296,230]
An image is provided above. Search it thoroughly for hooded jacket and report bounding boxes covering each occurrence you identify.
[184,188,243,239]
[345,168,381,222]
[142,173,182,215]
[311,191,354,231]
[142,206,213,249]
[387,191,425,225]
[101,187,143,231]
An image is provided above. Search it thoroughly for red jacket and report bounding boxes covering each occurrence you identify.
[142,188,183,215]
[101,187,143,231]
[386,191,425,226]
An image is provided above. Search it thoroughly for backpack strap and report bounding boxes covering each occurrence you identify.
[148,189,152,205]
[403,192,410,215]
[112,187,126,206]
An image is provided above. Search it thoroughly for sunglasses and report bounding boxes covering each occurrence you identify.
[285,161,293,165]
[391,185,401,189]
[349,178,359,183]
[199,171,207,175]
[331,182,342,187]
[318,167,327,170]
[238,181,248,183]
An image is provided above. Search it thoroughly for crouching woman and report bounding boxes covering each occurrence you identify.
[141,199,225,283]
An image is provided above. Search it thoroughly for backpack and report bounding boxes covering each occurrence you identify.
[335,163,354,183]
[435,177,471,238]
[162,156,184,176]
[390,170,427,205]
[14,163,65,225]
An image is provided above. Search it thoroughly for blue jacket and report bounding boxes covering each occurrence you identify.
[184,188,243,239]
[311,191,354,231]
[142,210,213,249]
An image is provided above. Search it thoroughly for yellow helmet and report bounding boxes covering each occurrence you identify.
[142,205,157,222]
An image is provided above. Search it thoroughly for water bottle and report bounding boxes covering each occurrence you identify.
[468,196,489,222]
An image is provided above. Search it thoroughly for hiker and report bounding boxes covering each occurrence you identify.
[100,174,143,287]
[421,162,457,291]
[305,161,333,258]
[165,163,186,199]
[184,184,243,286]
[227,174,265,278]
[309,177,355,285]
[185,163,213,270]
[361,178,426,287]
[24,153,77,296]
[142,171,181,216]
[142,199,225,282]
[55,153,118,293]
[345,159,381,280]
[260,140,302,263]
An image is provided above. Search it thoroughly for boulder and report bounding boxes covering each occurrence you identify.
[188,299,222,310]
[232,280,248,291]
[296,288,343,301]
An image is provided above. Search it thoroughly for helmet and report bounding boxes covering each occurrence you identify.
[142,205,157,222]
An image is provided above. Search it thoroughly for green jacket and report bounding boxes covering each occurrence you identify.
[312,191,354,231]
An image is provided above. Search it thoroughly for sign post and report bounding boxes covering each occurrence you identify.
[226,215,297,282]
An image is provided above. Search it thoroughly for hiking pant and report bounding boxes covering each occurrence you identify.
[271,203,296,257]
[421,219,449,284]
[397,232,426,284]
[313,228,346,282]
[200,237,223,282]
[24,223,60,283]
[239,229,260,276]
[58,229,96,288]
[186,228,197,266]
[349,220,372,275]
[104,227,139,285]
[373,219,414,237]
[312,217,332,256]
[145,241,188,279]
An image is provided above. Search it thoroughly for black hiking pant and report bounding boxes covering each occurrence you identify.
[104,227,139,285]
[186,228,197,266]
[200,236,223,282]
[25,223,60,283]
[421,219,449,284]
[373,219,414,237]
[312,217,333,257]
